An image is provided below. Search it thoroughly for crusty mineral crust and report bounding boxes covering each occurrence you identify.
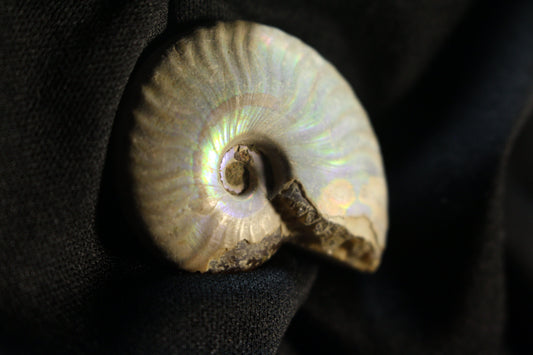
[206,178,379,272]
[207,228,285,272]
[271,179,378,271]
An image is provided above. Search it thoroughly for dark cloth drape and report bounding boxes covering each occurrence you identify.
[2,0,532,353]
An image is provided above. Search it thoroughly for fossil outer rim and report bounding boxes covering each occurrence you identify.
[122,21,388,272]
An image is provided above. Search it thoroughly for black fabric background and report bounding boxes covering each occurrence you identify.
[2,0,532,353]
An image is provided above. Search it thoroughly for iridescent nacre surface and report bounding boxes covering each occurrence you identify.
[121,21,388,272]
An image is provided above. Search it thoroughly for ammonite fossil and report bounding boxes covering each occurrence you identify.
[116,21,388,272]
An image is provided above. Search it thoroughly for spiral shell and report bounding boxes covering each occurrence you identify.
[119,21,388,272]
